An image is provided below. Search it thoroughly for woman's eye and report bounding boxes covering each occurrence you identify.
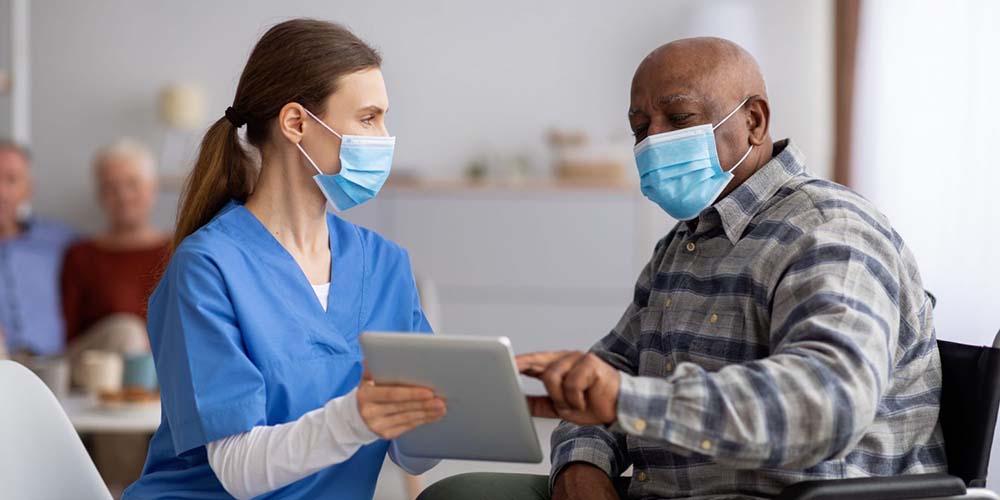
[361,116,374,126]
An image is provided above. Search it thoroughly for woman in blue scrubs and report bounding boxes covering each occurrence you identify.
[124,19,445,499]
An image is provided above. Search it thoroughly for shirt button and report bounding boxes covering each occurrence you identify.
[701,439,713,451]
[665,298,672,308]
[636,471,648,482]
[709,313,719,324]
[634,419,647,432]
[686,242,697,252]
[665,361,674,372]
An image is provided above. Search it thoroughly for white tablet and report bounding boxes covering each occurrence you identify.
[359,332,543,463]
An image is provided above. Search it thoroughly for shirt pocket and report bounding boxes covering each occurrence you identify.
[653,302,763,372]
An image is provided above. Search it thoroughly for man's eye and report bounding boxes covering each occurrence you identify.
[669,113,694,123]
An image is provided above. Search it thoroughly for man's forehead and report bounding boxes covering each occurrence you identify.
[0,148,29,165]
[0,152,31,178]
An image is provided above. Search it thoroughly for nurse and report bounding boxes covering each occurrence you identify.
[123,19,446,500]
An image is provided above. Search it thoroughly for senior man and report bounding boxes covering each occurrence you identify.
[0,140,76,360]
[421,37,944,500]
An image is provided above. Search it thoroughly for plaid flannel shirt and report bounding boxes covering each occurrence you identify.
[551,140,946,500]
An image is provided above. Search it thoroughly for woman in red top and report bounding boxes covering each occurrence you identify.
[61,139,169,369]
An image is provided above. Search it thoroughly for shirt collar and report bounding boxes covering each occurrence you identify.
[698,139,805,244]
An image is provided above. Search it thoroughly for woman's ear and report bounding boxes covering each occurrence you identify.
[746,97,770,146]
[278,102,307,144]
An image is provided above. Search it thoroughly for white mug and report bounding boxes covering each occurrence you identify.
[77,350,123,395]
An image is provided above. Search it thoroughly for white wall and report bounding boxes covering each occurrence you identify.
[0,0,13,139]
[25,0,833,231]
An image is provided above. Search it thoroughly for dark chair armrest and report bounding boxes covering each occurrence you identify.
[775,473,966,500]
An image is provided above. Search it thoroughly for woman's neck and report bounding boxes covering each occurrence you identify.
[245,147,329,257]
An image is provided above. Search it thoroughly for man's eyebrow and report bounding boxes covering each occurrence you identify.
[657,94,701,106]
[629,94,702,116]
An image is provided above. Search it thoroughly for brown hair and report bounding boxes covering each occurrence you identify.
[172,19,381,250]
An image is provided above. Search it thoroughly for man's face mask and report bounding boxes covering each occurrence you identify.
[296,108,395,212]
[633,97,753,221]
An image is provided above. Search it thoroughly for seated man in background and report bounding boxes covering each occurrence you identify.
[62,139,168,375]
[0,140,76,361]
[60,139,169,492]
[421,37,944,500]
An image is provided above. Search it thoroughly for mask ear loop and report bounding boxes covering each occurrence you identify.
[712,96,755,173]
[296,143,325,176]
[302,107,343,139]
[298,106,343,176]
[726,145,754,174]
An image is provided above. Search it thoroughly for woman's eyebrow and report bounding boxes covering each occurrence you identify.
[358,105,386,115]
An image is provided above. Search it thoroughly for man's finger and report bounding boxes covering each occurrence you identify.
[562,357,599,412]
[516,351,574,376]
[542,352,584,411]
[555,407,605,426]
[526,395,560,418]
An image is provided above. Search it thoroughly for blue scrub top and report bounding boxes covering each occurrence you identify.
[123,201,432,500]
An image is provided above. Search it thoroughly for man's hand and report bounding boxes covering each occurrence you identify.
[516,351,621,425]
[552,463,619,500]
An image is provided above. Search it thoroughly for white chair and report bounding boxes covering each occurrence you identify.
[0,360,112,500]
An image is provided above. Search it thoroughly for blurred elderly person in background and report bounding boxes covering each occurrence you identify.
[0,140,77,361]
[61,139,169,377]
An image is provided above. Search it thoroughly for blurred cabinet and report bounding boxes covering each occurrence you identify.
[340,182,675,355]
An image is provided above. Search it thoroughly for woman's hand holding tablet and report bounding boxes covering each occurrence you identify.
[356,372,447,440]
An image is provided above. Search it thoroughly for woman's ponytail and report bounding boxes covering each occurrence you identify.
[171,117,255,250]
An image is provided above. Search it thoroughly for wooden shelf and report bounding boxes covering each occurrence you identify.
[159,171,638,194]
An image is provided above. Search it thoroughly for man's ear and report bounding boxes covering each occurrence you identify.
[278,103,307,145]
[746,97,770,146]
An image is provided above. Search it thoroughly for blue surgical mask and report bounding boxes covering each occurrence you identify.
[634,97,753,221]
[296,108,395,212]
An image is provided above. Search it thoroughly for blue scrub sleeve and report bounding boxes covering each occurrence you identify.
[153,249,267,455]
[407,257,433,334]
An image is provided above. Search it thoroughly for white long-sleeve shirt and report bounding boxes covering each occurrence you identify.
[205,284,439,499]
[206,388,439,500]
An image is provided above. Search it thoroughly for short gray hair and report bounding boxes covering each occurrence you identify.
[0,139,30,162]
[93,138,156,179]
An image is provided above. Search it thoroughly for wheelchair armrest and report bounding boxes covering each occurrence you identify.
[775,473,967,500]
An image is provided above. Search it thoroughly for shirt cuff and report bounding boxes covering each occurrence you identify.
[615,372,717,459]
[323,388,380,445]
